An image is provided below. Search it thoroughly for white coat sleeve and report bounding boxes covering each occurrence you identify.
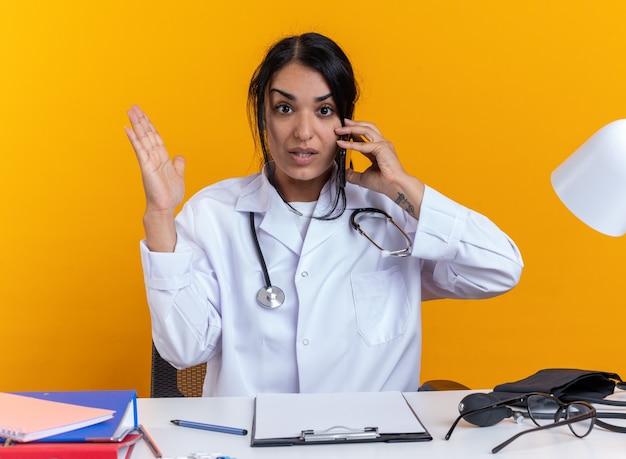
[139,240,222,369]
[414,186,524,300]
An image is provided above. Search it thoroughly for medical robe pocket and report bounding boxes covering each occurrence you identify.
[351,266,410,346]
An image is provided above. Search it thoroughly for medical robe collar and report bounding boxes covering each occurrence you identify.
[234,163,370,215]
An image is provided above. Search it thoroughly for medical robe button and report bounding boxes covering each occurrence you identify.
[301,271,309,277]
[301,338,310,345]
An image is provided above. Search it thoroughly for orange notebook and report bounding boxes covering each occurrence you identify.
[0,393,114,442]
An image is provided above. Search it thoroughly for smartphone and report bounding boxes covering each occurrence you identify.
[336,135,352,188]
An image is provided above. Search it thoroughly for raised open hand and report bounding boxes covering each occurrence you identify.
[125,105,185,251]
[125,105,186,215]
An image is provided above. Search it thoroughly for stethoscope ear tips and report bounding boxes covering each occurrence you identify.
[257,285,285,309]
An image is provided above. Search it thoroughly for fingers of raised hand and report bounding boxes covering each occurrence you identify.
[126,105,167,161]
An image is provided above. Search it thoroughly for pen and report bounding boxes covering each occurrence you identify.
[170,419,248,436]
[137,424,163,458]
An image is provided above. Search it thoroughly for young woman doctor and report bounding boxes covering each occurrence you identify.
[125,33,523,397]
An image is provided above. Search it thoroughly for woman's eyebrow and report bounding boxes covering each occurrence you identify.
[314,93,333,103]
[269,88,333,103]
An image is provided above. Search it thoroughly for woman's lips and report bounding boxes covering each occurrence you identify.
[289,149,318,164]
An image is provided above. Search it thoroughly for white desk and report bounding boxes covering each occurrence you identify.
[134,390,626,458]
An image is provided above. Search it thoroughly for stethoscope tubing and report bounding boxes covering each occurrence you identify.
[249,212,272,289]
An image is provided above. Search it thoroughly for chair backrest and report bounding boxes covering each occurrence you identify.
[151,343,207,397]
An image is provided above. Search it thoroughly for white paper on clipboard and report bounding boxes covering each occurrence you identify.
[252,391,428,443]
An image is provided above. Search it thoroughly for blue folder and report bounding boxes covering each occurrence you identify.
[7,390,138,442]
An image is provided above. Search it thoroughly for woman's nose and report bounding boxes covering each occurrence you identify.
[294,113,314,141]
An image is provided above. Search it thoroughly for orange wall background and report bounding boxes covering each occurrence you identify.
[2,1,626,396]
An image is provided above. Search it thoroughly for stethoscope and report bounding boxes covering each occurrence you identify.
[250,208,412,309]
[249,212,286,309]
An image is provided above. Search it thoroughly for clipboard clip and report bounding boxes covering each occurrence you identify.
[300,426,379,442]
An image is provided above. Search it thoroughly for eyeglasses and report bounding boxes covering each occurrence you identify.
[350,208,412,257]
[445,392,596,454]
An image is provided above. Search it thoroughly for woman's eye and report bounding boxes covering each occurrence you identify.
[319,105,334,116]
[276,104,292,114]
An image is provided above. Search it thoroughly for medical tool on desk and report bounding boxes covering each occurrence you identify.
[445,392,596,454]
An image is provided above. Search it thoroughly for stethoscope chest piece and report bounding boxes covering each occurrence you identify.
[256,285,285,309]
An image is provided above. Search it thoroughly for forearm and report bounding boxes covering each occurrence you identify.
[383,172,426,220]
[143,209,177,252]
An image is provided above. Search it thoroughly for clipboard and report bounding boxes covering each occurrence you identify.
[250,391,432,446]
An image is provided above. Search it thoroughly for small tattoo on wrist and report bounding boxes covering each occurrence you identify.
[395,192,415,216]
